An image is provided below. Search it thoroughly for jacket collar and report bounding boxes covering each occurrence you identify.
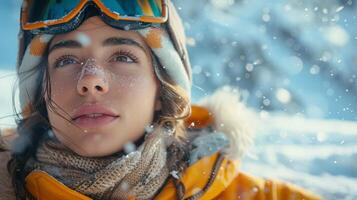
[155,152,240,200]
[25,152,240,200]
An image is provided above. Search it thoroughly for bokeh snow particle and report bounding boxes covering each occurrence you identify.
[276,88,291,104]
[186,37,196,46]
[170,170,179,179]
[324,25,349,46]
[335,6,344,13]
[145,124,155,133]
[317,131,327,142]
[310,65,320,75]
[75,33,91,47]
[119,181,130,192]
[210,0,235,10]
[262,14,271,22]
[245,63,254,72]
[263,99,271,106]
[123,142,136,154]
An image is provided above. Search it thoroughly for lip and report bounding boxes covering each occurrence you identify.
[72,104,119,129]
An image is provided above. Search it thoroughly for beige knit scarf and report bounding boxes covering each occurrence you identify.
[26,128,170,200]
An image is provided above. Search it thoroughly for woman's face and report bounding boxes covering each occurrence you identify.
[46,17,160,157]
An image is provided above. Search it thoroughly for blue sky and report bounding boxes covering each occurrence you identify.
[0,1,21,69]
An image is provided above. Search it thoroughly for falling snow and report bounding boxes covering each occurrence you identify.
[0,0,356,199]
[171,0,357,199]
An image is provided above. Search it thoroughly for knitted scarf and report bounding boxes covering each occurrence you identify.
[25,129,169,200]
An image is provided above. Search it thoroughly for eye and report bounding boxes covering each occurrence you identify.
[54,55,79,68]
[110,51,138,64]
[113,55,134,63]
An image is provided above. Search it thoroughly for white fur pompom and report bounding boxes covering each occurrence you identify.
[198,86,256,160]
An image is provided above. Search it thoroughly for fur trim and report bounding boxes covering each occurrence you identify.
[0,128,17,151]
[197,86,256,160]
[0,151,15,200]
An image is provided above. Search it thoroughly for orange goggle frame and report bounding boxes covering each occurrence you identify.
[21,0,168,31]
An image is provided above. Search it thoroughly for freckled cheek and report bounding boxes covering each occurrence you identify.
[111,73,157,93]
[49,73,78,102]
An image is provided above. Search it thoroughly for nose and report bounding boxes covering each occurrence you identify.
[77,75,109,96]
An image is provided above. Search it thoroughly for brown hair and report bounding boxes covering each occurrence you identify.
[8,45,192,199]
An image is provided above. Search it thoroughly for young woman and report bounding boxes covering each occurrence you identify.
[0,0,322,199]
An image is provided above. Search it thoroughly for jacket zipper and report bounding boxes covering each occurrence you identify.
[184,152,225,200]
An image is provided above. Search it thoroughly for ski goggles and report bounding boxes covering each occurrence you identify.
[21,0,168,34]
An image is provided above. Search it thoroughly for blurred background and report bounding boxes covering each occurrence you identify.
[0,0,356,199]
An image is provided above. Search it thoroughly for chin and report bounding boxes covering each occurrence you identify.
[60,136,119,157]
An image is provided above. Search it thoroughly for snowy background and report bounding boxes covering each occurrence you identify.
[0,0,356,199]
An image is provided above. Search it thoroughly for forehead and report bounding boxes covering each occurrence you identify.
[49,16,148,50]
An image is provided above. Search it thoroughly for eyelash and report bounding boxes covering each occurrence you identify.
[53,50,138,68]
[110,50,139,63]
[54,55,79,68]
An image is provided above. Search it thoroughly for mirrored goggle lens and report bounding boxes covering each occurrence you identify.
[24,0,165,24]
[101,0,164,18]
[25,0,81,23]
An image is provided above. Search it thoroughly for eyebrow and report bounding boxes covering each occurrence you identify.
[103,37,146,52]
[48,37,146,54]
[49,40,82,54]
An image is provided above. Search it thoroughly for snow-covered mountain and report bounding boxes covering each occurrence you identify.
[174,0,357,121]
